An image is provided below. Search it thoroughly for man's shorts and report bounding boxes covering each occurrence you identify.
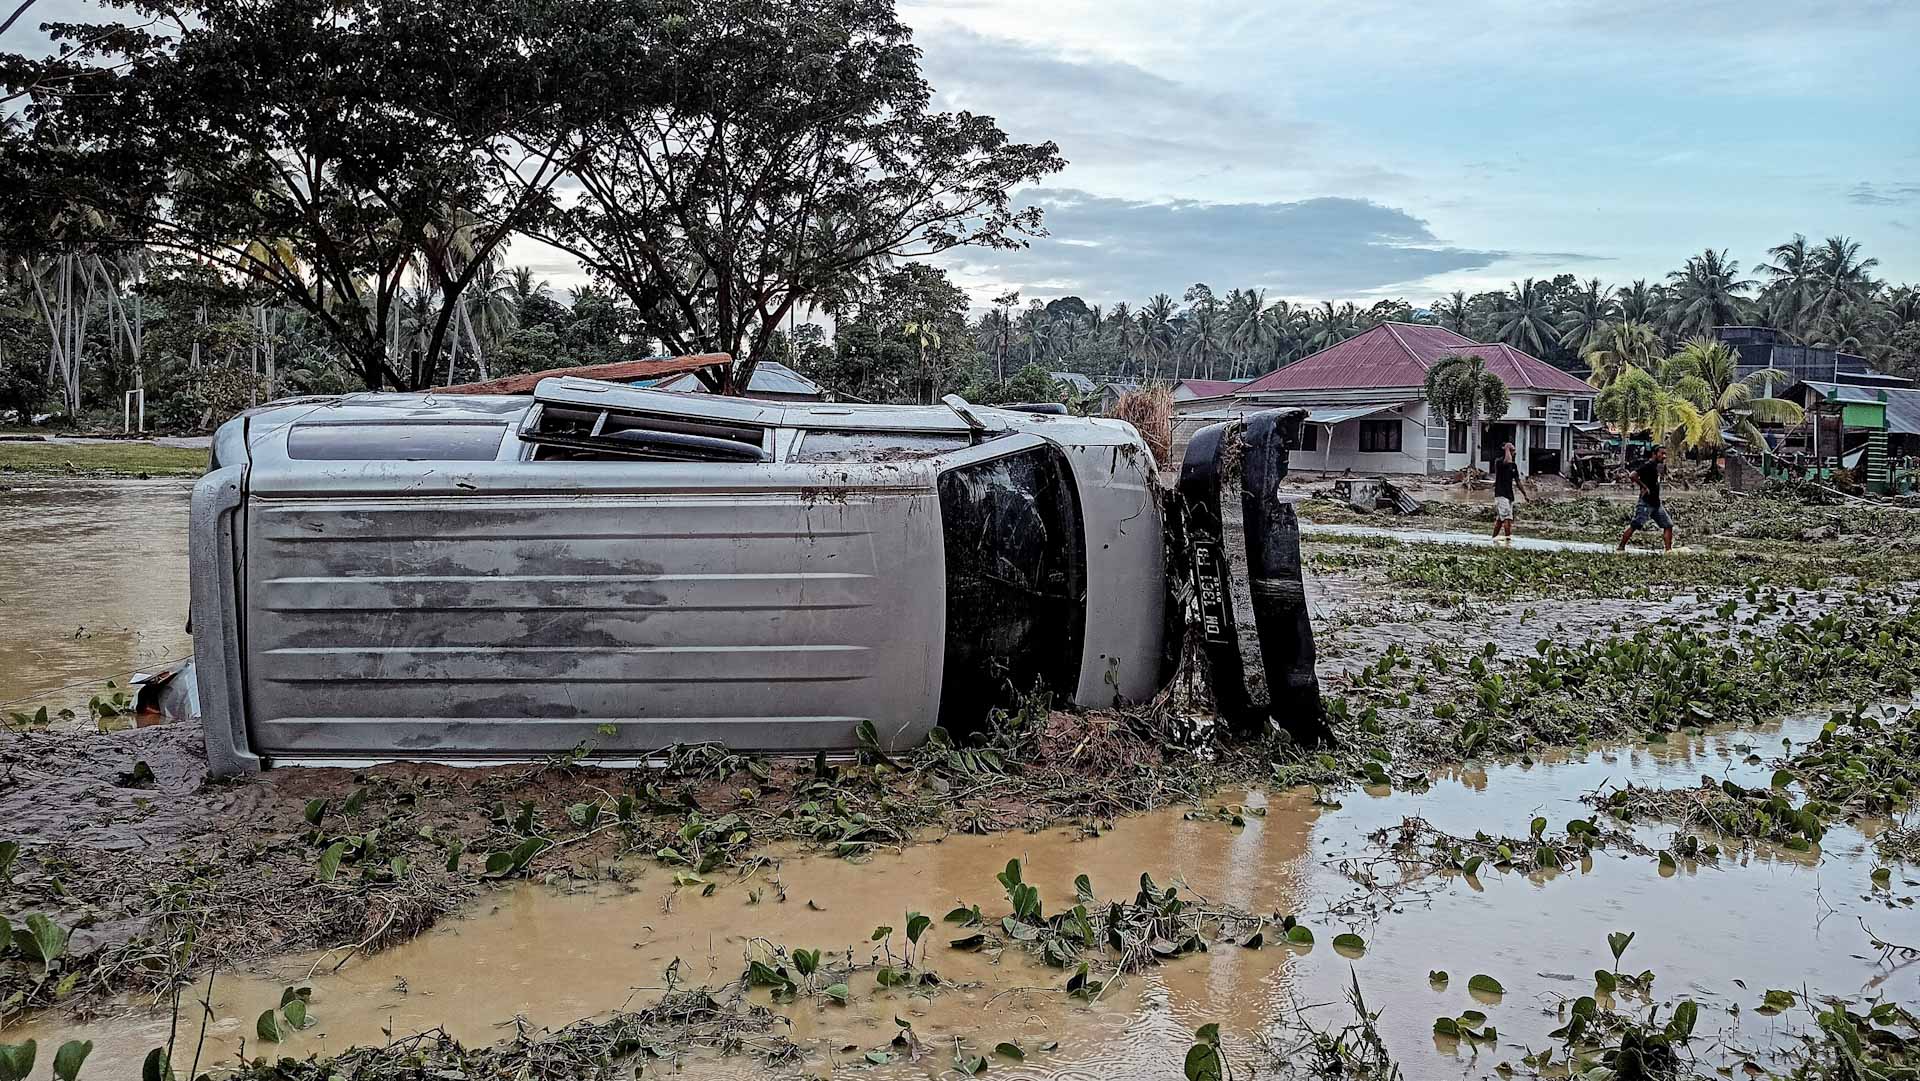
[1630,499,1672,530]
[1494,496,1514,521]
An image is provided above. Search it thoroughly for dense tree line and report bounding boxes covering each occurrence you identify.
[954,238,1917,388]
[1,0,1912,426]
[0,0,1059,423]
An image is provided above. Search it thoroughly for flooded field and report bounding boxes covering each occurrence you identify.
[0,479,195,717]
[3,481,1917,1079]
[15,714,1917,1078]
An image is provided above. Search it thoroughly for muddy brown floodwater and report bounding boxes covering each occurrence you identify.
[17,713,1918,1079]
[0,479,195,717]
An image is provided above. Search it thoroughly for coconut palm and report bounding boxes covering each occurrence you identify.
[1665,249,1755,338]
[1660,336,1802,451]
[1180,297,1225,379]
[902,318,941,403]
[1492,278,1557,355]
[1582,320,1667,388]
[1434,290,1470,334]
[1617,279,1663,326]
[1423,353,1510,471]
[1758,233,1816,336]
[1558,278,1618,354]
[1260,299,1305,369]
[1808,236,1880,327]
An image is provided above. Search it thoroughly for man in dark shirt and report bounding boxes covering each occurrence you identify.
[1617,445,1673,552]
[1490,442,1522,542]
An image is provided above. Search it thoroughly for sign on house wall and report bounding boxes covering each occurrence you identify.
[1544,397,1573,429]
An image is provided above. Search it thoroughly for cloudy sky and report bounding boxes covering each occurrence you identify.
[7,0,1916,310]
[905,0,1919,308]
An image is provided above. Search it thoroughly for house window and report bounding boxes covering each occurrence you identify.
[1298,425,1318,452]
[1358,419,1401,453]
[1573,399,1593,422]
[1447,423,1467,454]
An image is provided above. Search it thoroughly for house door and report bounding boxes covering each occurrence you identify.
[1481,422,1517,463]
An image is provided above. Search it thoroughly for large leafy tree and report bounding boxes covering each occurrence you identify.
[534,0,1063,393]
[0,0,576,389]
[1423,353,1509,470]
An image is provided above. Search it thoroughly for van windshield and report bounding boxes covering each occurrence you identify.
[934,443,1087,731]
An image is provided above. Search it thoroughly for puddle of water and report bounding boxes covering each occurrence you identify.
[18,714,1916,1078]
[0,479,194,717]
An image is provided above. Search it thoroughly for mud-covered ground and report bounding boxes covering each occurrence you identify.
[3,481,1920,1079]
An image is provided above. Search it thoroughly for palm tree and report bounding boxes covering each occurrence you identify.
[1434,290,1470,334]
[1758,233,1815,336]
[1141,293,1177,378]
[1223,288,1267,377]
[1260,299,1304,370]
[1808,235,1880,328]
[1665,249,1755,338]
[902,318,942,403]
[1582,320,1667,388]
[1492,279,1557,355]
[1305,300,1356,353]
[1596,367,1661,463]
[506,266,551,323]
[1557,278,1618,355]
[1617,279,1663,325]
[1180,297,1224,379]
[1659,336,1802,451]
[1423,353,1510,471]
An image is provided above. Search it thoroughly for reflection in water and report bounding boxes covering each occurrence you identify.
[17,716,1918,1078]
[0,480,195,716]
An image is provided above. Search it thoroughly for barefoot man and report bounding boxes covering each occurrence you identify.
[1617,445,1673,552]
[1491,441,1522,543]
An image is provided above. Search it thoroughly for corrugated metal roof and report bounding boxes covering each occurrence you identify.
[1177,378,1252,399]
[1802,381,1920,435]
[1050,371,1096,394]
[1238,323,1595,396]
[651,359,823,398]
[437,353,729,395]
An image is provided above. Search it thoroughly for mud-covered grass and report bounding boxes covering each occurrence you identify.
[1590,702,1920,863]
[1291,585,1920,781]
[0,441,206,478]
[205,987,799,1080]
[0,681,1262,1025]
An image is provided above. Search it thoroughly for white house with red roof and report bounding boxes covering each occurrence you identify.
[1173,322,1597,477]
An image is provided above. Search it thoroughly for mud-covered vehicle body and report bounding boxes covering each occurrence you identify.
[191,379,1175,774]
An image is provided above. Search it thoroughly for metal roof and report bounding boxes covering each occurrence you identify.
[1801,381,1920,435]
[1238,323,1596,396]
[1172,401,1413,425]
[650,359,823,398]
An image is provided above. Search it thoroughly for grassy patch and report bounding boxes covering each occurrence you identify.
[0,440,206,477]
[1300,488,1920,553]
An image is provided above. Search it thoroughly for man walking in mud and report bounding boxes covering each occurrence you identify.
[1490,441,1522,543]
[1617,445,1673,552]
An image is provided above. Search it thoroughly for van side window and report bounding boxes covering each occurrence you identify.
[288,421,506,461]
[791,430,973,463]
[521,403,770,462]
[935,444,1087,732]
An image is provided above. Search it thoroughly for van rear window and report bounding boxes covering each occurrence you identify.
[287,422,506,461]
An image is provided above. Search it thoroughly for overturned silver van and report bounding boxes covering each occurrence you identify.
[190,379,1174,775]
